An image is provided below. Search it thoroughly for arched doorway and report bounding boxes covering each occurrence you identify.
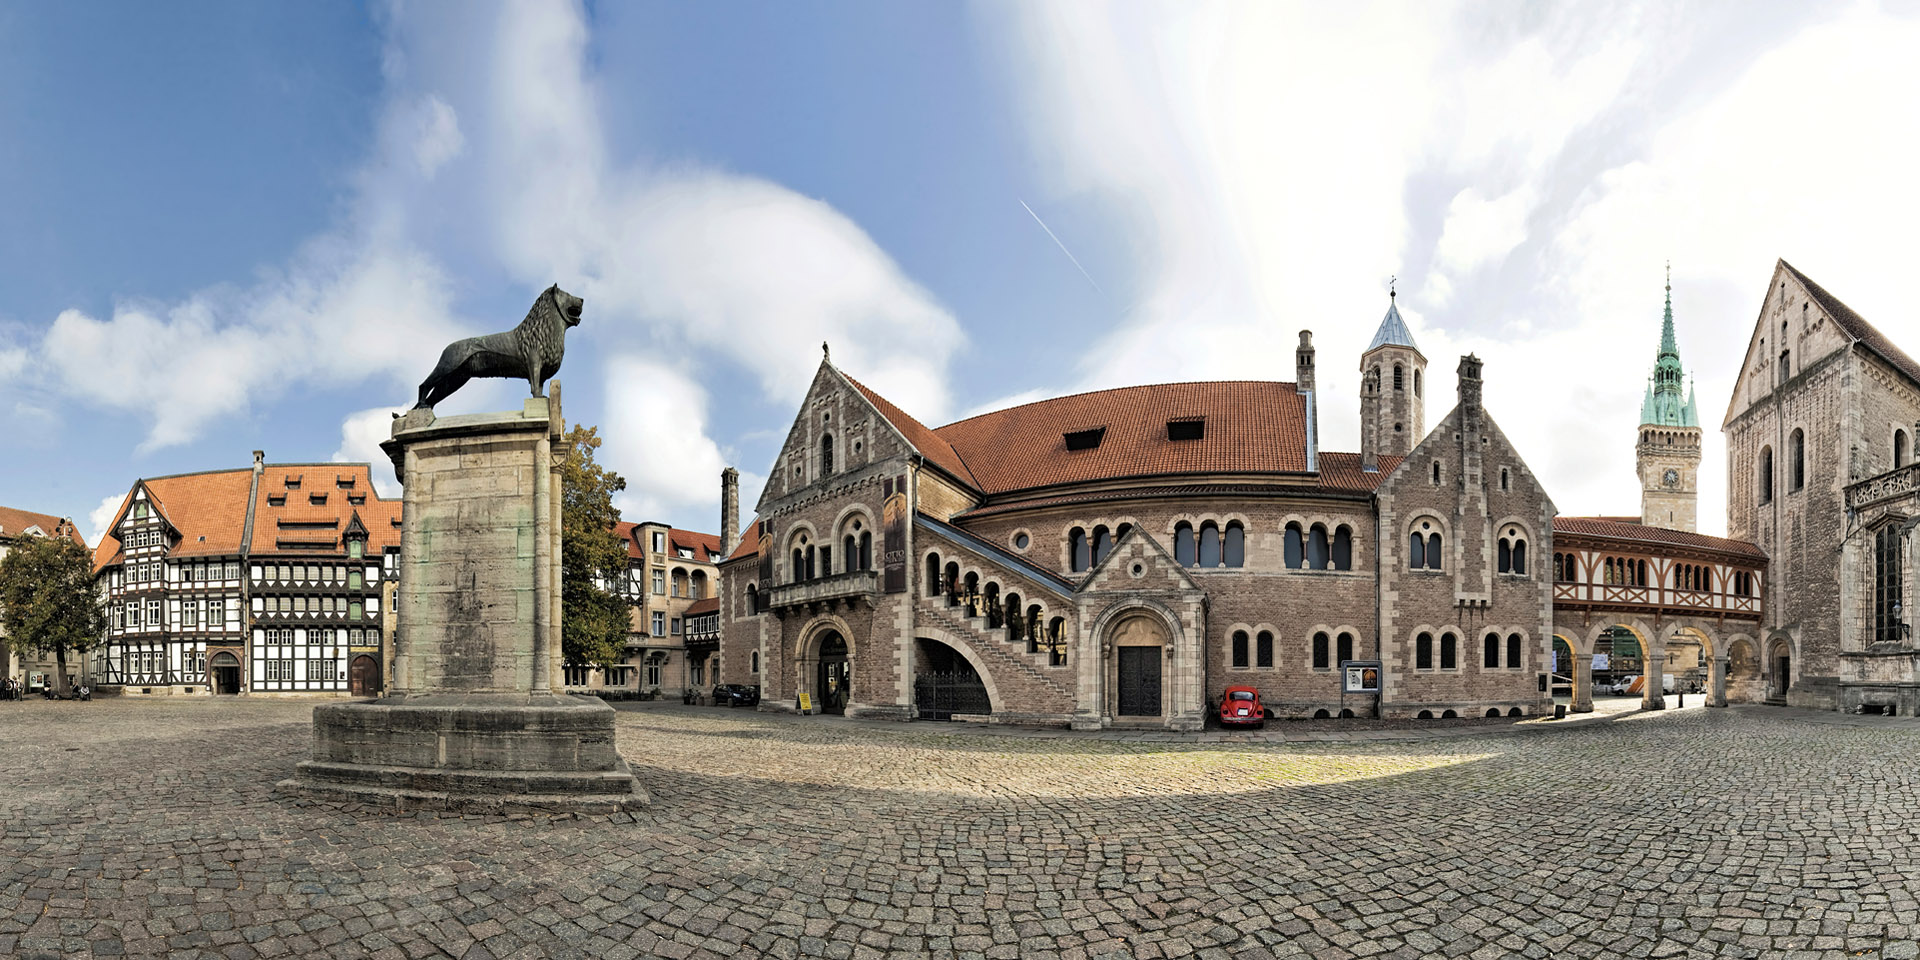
[1768,637,1792,701]
[914,638,991,720]
[1552,636,1577,697]
[211,652,241,695]
[1106,615,1168,719]
[349,654,380,697]
[816,631,850,715]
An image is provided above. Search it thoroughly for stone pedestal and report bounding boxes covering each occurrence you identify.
[281,389,647,812]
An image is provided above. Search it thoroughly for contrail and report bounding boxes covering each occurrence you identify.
[1020,199,1102,294]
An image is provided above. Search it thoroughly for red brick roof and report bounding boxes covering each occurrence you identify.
[0,505,86,549]
[612,521,724,562]
[725,517,763,562]
[908,381,1312,496]
[1552,516,1766,560]
[683,597,720,616]
[95,469,255,568]
[1782,260,1920,384]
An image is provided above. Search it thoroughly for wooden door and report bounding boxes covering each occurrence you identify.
[1117,646,1162,716]
[349,655,379,696]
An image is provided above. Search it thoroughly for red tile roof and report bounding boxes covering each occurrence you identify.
[1552,516,1767,560]
[1782,260,1920,384]
[1315,453,1404,493]
[96,469,255,567]
[725,517,763,562]
[611,521,724,562]
[845,376,978,487]
[0,505,87,549]
[250,465,400,556]
[926,382,1312,496]
[684,597,720,616]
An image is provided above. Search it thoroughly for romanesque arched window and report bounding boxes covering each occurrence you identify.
[1005,592,1022,642]
[1759,445,1774,504]
[1332,525,1352,571]
[1257,630,1274,668]
[1174,522,1196,567]
[1409,532,1424,569]
[1307,524,1329,570]
[1440,632,1458,670]
[1285,523,1304,569]
[820,432,834,476]
[1313,632,1330,670]
[1484,632,1500,669]
[1898,429,1909,469]
[1069,527,1090,572]
[844,535,857,573]
[1416,633,1433,670]
[1232,630,1250,669]
[1427,533,1443,570]
[746,583,758,613]
[1394,364,1404,391]
[1045,617,1067,666]
[944,563,960,605]
[1513,539,1527,575]
[1507,633,1522,668]
[984,583,1001,628]
[926,554,941,596]
[859,531,872,571]
[1337,632,1353,665]
[1199,521,1222,567]
[1223,522,1245,568]
[1092,525,1112,566]
[791,548,805,584]
[1789,428,1805,492]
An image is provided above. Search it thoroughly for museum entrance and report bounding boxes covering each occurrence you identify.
[816,632,850,716]
[211,652,241,695]
[1117,646,1161,716]
[349,655,380,697]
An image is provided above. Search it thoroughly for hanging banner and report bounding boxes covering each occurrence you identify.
[882,475,908,593]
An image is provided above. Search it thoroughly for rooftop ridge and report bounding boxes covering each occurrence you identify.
[933,379,1298,431]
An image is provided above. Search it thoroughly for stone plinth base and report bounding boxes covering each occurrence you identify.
[278,694,647,813]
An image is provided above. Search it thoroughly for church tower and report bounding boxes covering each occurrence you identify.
[1360,287,1426,470]
[1637,265,1702,531]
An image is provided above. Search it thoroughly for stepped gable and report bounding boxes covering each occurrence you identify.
[1780,259,1920,384]
[1553,516,1766,559]
[0,505,87,549]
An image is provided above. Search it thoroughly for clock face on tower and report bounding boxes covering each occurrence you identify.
[1663,468,1680,488]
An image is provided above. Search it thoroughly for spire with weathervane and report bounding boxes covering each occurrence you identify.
[1637,263,1703,532]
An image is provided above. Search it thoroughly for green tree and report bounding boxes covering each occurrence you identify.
[561,424,632,671]
[0,535,105,695]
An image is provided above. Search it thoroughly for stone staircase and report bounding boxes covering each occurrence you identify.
[917,599,1074,701]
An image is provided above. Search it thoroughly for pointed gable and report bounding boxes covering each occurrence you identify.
[1723,260,1907,428]
[1075,523,1201,595]
[843,375,978,487]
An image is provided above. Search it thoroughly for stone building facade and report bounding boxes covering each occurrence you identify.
[90,453,401,696]
[1726,260,1920,713]
[568,519,723,696]
[718,302,1558,730]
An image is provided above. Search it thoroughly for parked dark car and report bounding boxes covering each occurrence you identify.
[1217,686,1266,728]
[713,684,761,708]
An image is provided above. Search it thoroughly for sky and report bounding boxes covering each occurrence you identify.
[4,0,1920,544]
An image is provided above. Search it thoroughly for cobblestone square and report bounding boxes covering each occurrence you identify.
[4,699,1919,959]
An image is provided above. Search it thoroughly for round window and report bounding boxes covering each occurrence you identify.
[1013,533,1030,550]
[1129,562,1145,578]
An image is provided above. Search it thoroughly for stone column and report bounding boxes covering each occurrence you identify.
[1572,647,1594,713]
[1710,654,1729,708]
[1643,639,1667,710]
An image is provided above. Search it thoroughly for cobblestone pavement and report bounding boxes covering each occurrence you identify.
[4,699,1920,959]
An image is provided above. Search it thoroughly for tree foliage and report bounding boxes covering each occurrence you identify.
[0,535,105,693]
[560,424,631,670]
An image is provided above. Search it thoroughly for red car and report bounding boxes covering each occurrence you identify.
[1218,686,1265,728]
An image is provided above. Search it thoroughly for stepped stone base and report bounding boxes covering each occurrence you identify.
[278,694,648,813]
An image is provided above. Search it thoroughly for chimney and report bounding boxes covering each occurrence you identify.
[721,467,740,556]
[1294,330,1316,393]
[252,450,265,476]
[1457,354,1483,413]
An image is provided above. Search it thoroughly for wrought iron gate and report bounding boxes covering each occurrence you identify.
[915,671,991,720]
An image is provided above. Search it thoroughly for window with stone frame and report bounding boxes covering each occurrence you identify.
[1876,523,1904,644]
[1483,632,1500,668]
[1789,428,1805,492]
[1231,631,1249,669]
[1336,633,1353,666]
[1256,630,1274,668]
[1312,632,1330,670]
[1506,633,1522,669]
[1440,633,1458,670]
[1415,632,1433,670]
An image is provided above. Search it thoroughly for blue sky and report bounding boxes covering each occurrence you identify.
[5,1,1920,542]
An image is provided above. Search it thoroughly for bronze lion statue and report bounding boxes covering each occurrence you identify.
[414,284,583,409]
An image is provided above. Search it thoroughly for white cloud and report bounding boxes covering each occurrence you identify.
[403,95,465,178]
[599,356,728,522]
[1433,185,1536,278]
[87,492,127,550]
[332,406,408,497]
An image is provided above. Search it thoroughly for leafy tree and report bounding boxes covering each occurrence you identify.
[0,535,104,695]
[560,424,632,671]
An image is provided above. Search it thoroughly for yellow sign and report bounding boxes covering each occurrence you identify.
[798,692,813,713]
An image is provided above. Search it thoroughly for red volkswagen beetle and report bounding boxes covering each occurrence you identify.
[1219,686,1265,728]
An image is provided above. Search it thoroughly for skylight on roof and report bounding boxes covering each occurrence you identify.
[1167,418,1205,441]
[1064,427,1106,451]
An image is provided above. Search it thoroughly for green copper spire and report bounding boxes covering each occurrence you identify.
[1642,262,1698,427]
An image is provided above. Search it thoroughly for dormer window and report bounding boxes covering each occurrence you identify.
[1064,427,1106,451]
[1167,418,1205,442]
[267,495,287,507]
[310,493,328,505]
[284,477,301,490]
